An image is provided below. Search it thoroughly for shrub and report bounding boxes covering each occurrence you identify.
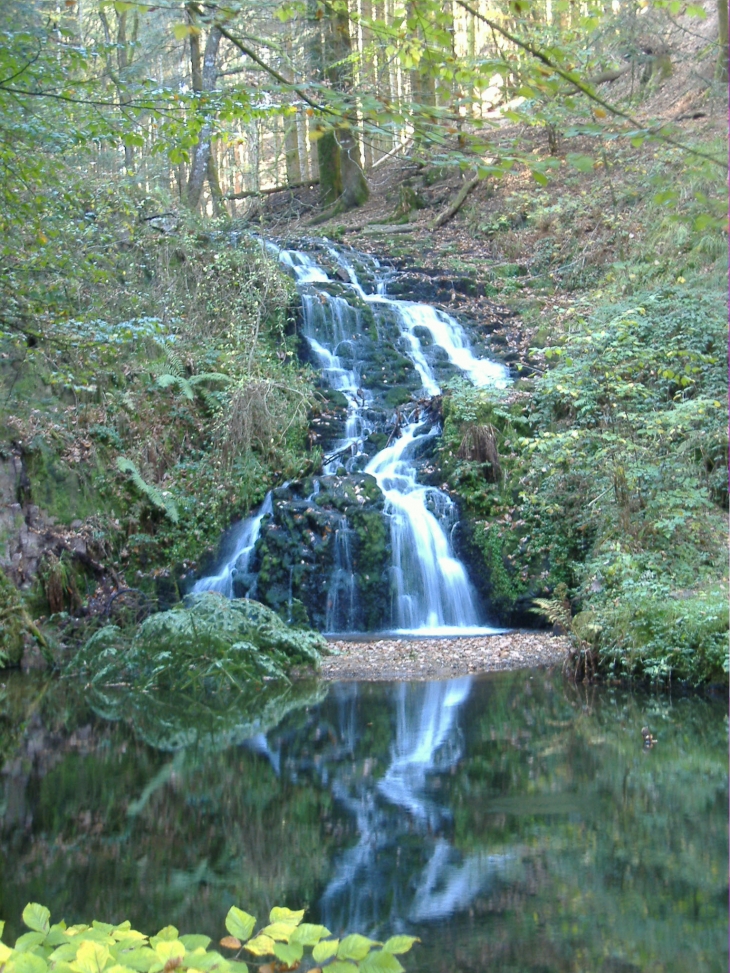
[0,902,419,973]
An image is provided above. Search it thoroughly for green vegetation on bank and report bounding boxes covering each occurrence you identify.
[0,902,418,973]
[440,141,728,685]
[1,188,319,614]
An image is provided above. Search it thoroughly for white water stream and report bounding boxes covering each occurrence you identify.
[194,241,509,634]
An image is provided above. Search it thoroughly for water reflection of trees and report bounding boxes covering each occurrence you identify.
[1,672,726,973]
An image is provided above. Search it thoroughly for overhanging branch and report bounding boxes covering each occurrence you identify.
[455,0,727,169]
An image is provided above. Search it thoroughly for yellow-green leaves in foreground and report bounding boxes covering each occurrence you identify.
[0,905,419,973]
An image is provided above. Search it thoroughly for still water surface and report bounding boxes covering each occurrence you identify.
[1,670,727,973]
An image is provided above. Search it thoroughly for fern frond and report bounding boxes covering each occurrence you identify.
[116,457,179,523]
[188,372,231,387]
[156,373,194,400]
[165,347,185,377]
[531,597,573,631]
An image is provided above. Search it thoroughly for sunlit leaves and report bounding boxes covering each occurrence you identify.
[21,907,50,936]
[224,910,255,944]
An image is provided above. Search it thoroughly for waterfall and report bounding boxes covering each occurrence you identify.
[191,493,273,598]
[193,240,510,634]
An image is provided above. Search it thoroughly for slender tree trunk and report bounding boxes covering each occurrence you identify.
[186,18,222,210]
[718,0,729,82]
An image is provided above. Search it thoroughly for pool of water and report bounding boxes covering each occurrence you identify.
[0,670,727,973]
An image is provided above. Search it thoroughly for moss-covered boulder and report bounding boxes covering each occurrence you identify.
[73,593,327,691]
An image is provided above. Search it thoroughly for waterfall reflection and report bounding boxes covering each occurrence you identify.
[256,677,512,936]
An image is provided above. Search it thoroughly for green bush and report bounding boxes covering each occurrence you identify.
[0,902,418,973]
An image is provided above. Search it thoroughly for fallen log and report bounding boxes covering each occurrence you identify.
[430,174,481,231]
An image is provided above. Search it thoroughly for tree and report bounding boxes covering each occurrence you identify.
[310,0,369,211]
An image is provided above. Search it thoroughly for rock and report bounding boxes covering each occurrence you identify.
[73,593,328,691]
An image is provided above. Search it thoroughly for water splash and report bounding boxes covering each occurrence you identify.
[192,492,273,598]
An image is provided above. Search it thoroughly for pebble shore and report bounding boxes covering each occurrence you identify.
[320,631,570,680]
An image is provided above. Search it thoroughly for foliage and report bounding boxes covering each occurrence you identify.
[116,458,179,524]
[441,277,728,682]
[0,903,418,973]
[70,593,327,693]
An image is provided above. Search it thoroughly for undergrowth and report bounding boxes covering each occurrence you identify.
[441,136,728,685]
[1,181,320,613]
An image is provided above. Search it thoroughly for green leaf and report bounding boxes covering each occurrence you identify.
[23,905,51,935]
[14,934,47,953]
[70,941,111,973]
[324,964,357,973]
[149,929,177,947]
[226,963,248,973]
[566,153,594,173]
[179,937,211,951]
[268,909,304,927]
[272,942,303,966]
[113,948,156,971]
[49,945,78,963]
[0,922,5,941]
[337,935,379,962]
[311,940,339,963]
[289,924,330,946]
[172,23,196,40]
[531,170,549,186]
[224,909,255,944]
[184,952,228,972]
[381,937,420,955]
[359,951,404,973]
[8,954,48,973]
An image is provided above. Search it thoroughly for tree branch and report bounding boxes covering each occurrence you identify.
[455,0,727,169]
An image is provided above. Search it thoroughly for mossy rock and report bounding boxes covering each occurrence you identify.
[73,593,327,690]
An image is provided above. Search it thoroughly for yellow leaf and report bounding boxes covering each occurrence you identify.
[260,924,295,943]
[593,107,607,118]
[155,943,185,964]
[243,936,275,957]
[71,941,111,973]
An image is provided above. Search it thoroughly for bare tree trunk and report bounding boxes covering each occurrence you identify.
[186,17,222,210]
[98,6,138,173]
[207,146,227,217]
[718,0,729,82]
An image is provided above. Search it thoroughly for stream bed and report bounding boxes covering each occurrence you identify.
[1,670,726,973]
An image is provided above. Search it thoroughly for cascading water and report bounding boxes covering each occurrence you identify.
[191,492,273,598]
[193,240,509,634]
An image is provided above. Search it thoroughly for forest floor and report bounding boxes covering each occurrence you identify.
[321,631,569,680]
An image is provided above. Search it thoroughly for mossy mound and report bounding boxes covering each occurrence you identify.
[72,593,327,691]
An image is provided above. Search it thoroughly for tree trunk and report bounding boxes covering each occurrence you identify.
[718,0,729,82]
[186,20,222,210]
[312,1,369,212]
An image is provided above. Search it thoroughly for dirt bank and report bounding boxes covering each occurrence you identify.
[320,630,569,680]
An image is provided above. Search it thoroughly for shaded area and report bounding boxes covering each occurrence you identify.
[0,671,726,973]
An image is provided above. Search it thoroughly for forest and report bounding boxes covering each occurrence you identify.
[0,0,727,679]
[0,1,728,969]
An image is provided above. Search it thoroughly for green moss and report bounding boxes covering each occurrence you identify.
[24,442,109,524]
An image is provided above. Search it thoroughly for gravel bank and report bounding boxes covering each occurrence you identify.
[320,631,569,680]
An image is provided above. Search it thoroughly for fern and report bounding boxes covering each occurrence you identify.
[165,347,185,378]
[116,457,179,523]
[531,597,573,631]
[155,371,230,402]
